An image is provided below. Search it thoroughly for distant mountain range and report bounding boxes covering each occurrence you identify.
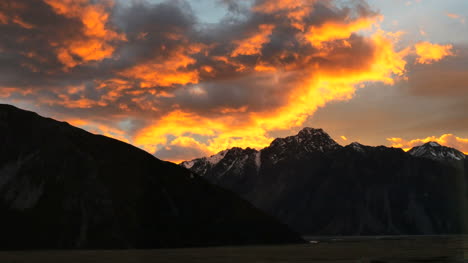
[182,128,468,236]
[0,104,303,249]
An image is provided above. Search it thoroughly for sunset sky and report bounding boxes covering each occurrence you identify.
[1,0,467,162]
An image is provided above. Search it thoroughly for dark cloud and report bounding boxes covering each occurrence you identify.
[115,0,197,64]
[0,1,77,85]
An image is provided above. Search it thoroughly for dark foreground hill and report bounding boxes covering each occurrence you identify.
[182,128,468,236]
[0,104,303,249]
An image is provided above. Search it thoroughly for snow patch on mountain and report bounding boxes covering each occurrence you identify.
[181,160,195,169]
[255,151,261,172]
[180,150,229,170]
[207,150,229,165]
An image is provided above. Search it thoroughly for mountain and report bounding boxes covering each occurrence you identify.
[409,141,466,161]
[0,104,303,249]
[182,128,468,236]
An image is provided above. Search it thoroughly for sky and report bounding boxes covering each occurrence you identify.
[0,0,467,162]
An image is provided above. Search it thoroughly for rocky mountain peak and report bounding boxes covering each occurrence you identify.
[268,127,341,152]
[347,142,366,152]
[297,127,326,136]
[180,147,260,176]
[427,141,441,147]
[261,127,342,165]
[409,141,465,161]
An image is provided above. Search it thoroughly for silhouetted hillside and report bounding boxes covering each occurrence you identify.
[0,104,303,249]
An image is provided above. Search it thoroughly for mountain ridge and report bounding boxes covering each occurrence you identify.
[181,127,468,236]
[182,127,466,168]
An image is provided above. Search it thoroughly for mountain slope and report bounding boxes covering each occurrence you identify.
[182,128,468,236]
[0,104,303,249]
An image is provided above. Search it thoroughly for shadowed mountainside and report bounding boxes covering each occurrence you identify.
[0,104,303,249]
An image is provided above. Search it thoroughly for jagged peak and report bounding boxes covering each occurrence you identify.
[423,141,441,147]
[410,141,445,151]
[181,147,259,169]
[295,127,336,142]
[349,141,364,147]
[409,141,465,161]
[267,127,341,154]
[347,142,366,152]
[297,127,326,136]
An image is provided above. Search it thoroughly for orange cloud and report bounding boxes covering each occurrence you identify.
[44,0,126,69]
[0,12,7,24]
[415,42,454,64]
[134,110,274,155]
[447,13,461,19]
[254,62,277,72]
[119,52,199,88]
[252,0,313,30]
[447,13,466,24]
[11,15,35,29]
[304,16,381,47]
[0,87,33,98]
[212,55,247,72]
[252,0,306,14]
[0,0,428,163]
[0,4,34,29]
[132,28,409,161]
[39,85,108,109]
[163,136,212,164]
[446,12,465,24]
[231,24,275,57]
[67,118,130,143]
[387,134,468,154]
[218,106,249,114]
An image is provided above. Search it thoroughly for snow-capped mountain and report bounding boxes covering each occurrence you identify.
[181,149,229,170]
[181,147,259,176]
[182,128,468,236]
[409,141,466,161]
[181,127,342,177]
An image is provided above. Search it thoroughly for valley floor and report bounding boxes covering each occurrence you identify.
[0,235,467,262]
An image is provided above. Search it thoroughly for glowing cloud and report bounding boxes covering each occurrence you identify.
[133,27,409,160]
[415,42,454,64]
[446,12,466,24]
[44,0,126,69]
[252,0,307,14]
[67,119,130,143]
[231,24,275,57]
[0,0,449,162]
[119,52,200,88]
[304,16,381,47]
[447,13,461,19]
[0,3,35,29]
